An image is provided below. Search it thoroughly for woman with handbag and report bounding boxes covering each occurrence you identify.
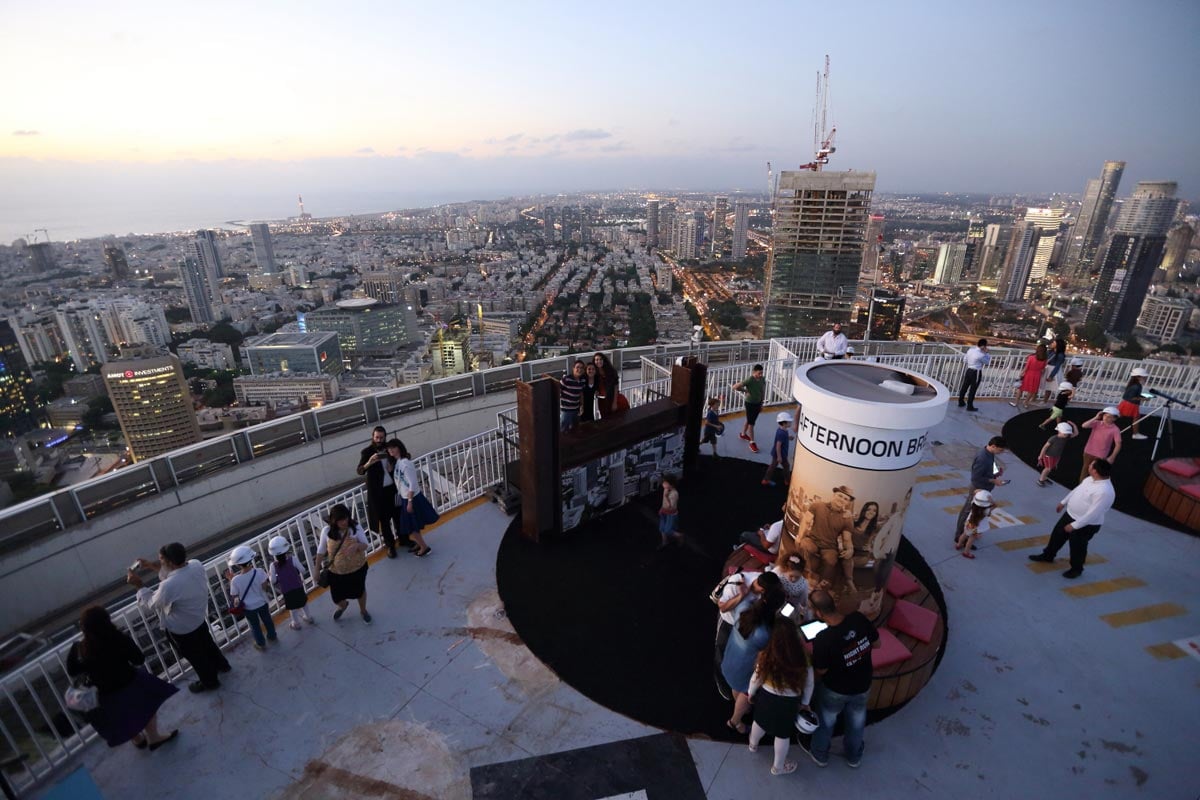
[65,606,178,750]
[388,439,438,557]
[315,504,372,623]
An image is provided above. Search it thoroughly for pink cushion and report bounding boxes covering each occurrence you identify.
[871,628,913,669]
[1161,459,1200,478]
[1180,484,1200,500]
[886,569,920,598]
[887,599,940,644]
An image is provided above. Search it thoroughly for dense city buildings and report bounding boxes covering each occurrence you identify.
[242,331,344,376]
[102,353,201,461]
[248,223,277,274]
[233,372,339,408]
[302,298,417,365]
[1063,160,1125,281]
[1087,181,1180,334]
[762,170,876,337]
[1135,294,1191,342]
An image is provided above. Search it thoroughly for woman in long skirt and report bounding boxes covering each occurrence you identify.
[389,439,439,557]
[66,606,178,750]
[315,504,372,623]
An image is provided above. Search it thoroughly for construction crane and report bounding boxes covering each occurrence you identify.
[34,228,50,243]
[798,55,837,172]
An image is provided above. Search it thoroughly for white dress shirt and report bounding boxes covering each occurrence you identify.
[136,559,211,635]
[816,331,848,357]
[1061,477,1116,528]
[964,346,990,370]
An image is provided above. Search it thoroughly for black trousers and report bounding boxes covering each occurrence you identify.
[1041,513,1101,571]
[169,622,229,688]
[958,368,981,407]
[366,490,402,548]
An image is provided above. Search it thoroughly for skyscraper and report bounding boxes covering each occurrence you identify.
[731,201,749,261]
[711,196,728,255]
[0,319,35,434]
[54,303,113,371]
[1160,222,1194,282]
[860,213,885,284]
[645,200,659,248]
[1023,207,1065,283]
[1086,181,1179,334]
[191,229,224,285]
[249,224,277,274]
[762,170,875,337]
[932,243,970,285]
[1063,160,1124,280]
[179,257,216,324]
[103,242,130,280]
[964,218,986,277]
[28,242,56,273]
[671,213,700,259]
[103,353,201,462]
[998,222,1040,303]
[978,223,1010,284]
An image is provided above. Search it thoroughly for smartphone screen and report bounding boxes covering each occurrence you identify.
[800,620,828,639]
[780,603,795,618]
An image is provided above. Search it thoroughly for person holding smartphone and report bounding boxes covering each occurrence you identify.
[357,425,404,558]
[954,436,1008,544]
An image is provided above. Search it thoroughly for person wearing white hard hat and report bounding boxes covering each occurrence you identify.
[1079,407,1121,483]
[1038,381,1075,430]
[1119,367,1150,439]
[225,545,276,650]
[268,536,314,630]
[955,490,995,558]
[1037,421,1079,487]
[1065,357,1084,390]
[762,411,794,487]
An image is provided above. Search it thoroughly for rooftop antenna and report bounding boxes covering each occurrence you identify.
[799,55,837,172]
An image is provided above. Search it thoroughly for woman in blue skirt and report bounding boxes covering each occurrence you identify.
[388,439,438,557]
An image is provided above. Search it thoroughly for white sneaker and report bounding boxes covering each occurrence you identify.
[1132,433,1148,440]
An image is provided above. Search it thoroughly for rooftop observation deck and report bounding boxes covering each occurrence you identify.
[2,338,1198,799]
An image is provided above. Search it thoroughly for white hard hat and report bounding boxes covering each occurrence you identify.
[795,707,819,734]
[1070,357,1084,366]
[228,545,255,567]
[1058,381,1074,390]
[972,490,994,507]
[1055,422,1074,435]
[1102,406,1120,416]
[845,346,855,353]
[777,411,794,423]
[1042,330,1055,340]
[1130,367,1149,378]
[267,536,290,556]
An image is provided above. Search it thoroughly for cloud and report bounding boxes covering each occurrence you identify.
[562,128,612,142]
[600,141,631,153]
[355,146,375,154]
[667,118,680,127]
[12,130,40,137]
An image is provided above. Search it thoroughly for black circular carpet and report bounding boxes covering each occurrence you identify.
[497,456,946,742]
[1001,407,1200,535]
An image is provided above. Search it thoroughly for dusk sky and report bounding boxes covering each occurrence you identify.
[2,0,1197,239]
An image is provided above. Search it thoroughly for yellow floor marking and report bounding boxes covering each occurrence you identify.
[1062,576,1146,598]
[1102,603,1187,629]
[1145,642,1188,661]
[1026,554,1108,574]
[916,473,955,483]
[1017,515,1040,525]
[995,535,1051,552]
[924,486,971,498]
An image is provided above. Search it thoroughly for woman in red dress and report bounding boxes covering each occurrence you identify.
[1010,342,1048,409]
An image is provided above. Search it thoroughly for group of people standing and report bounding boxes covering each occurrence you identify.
[558,352,621,431]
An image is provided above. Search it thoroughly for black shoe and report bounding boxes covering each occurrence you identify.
[387,546,397,559]
[957,401,966,407]
[1028,553,1054,563]
[217,663,232,674]
[966,406,980,412]
[188,680,218,693]
[1062,568,1083,579]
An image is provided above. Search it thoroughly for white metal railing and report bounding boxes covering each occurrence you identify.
[0,429,508,793]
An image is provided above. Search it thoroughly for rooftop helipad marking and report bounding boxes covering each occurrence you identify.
[1174,635,1200,663]
[995,535,1051,552]
[1145,642,1188,661]
[924,486,971,498]
[916,472,956,483]
[1101,603,1187,629]
[1062,576,1146,598]
[1026,554,1107,574]
[1017,515,1039,525]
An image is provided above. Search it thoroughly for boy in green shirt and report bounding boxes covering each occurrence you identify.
[732,364,766,454]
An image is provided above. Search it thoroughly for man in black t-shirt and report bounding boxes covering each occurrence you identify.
[808,589,879,768]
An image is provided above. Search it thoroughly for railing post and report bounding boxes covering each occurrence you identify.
[420,381,435,410]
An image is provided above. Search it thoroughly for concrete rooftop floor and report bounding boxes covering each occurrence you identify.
[37,399,1200,800]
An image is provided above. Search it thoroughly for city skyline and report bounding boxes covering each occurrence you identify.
[2,0,1197,242]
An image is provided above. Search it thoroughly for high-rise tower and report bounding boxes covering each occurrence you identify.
[998,222,1040,303]
[1160,223,1195,282]
[191,230,224,283]
[103,242,130,280]
[179,257,216,324]
[1086,181,1179,334]
[1023,207,1065,283]
[249,223,277,274]
[731,201,749,261]
[646,200,659,248]
[710,196,728,256]
[762,170,875,336]
[1064,160,1124,280]
[103,353,201,462]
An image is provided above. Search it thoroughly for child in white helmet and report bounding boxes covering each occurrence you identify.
[225,547,276,651]
[1036,422,1078,487]
[1037,382,1075,430]
[955,491,995,559]
[268,536,314,630]
[761,412,793,487]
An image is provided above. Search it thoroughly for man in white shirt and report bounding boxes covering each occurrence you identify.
[740,519,783,554]
[128,542,230,692]
[957,338,990,412]
[1028,459,1117,579]
[816,322,849,360]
